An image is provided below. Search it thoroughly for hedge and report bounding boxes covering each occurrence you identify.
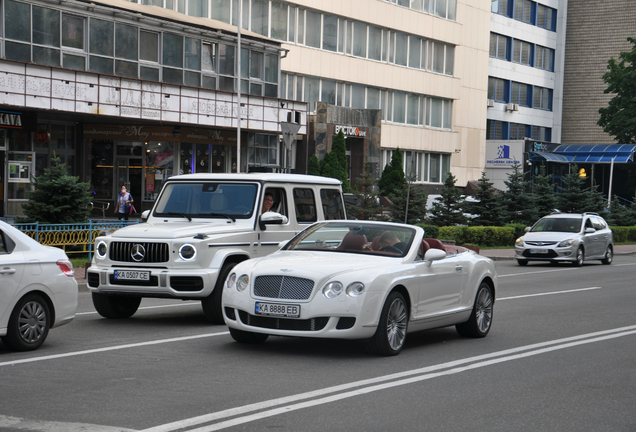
[438,226,516,247]
[610,226,636,242]
[415,224,439,239]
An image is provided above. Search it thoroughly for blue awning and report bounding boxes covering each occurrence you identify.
[529,144,636,164]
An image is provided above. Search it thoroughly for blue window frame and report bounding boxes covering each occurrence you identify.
[488,77,510,103]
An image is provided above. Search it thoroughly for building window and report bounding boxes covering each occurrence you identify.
[489,33,508,60]
[533,86,552,110]
[512,39,532,66]
[513,0,533,24]
[491,0,509,16]
[486,120,504,140]
[383,150,450,183]
[248,134,279,166]
[535,45,555,71]
[537,4,557,31]
[488,77,509,103]
[511,82,530,106]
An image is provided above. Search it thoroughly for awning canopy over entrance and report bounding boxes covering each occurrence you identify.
[529,144,636,164]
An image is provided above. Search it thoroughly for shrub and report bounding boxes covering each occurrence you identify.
[439,226,516,247]
[504,223,528,241]
[610,226,629,243]
[416,224,439,239]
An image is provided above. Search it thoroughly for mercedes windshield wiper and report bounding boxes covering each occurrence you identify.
[165,212,192,222]
[207,213,236,223]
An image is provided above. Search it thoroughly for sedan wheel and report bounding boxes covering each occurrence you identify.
[456,283,494,338]
[573,247,584,267]
[1,294,50,351]
[601,246,613,265]
[365,291,408,356]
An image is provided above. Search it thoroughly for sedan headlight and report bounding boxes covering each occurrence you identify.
[96,241,108,258]
[346,282,365,297]
[179,244,196,260]
[515,237,524,246]
[322,281,343,298]
[236,274,249,292]
[557,239,576,248]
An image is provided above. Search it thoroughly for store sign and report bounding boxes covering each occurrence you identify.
[36,129,50,144]
[335,125,367,137]
[485,142,524,168]
[83,124,237,145]
[0,110,23,128]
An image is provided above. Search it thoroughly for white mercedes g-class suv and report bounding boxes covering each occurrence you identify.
[87,173,345,324]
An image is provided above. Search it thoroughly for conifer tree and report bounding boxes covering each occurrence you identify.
[428,172,467,227]
[349,161,382,220]
[532,165,558,218]
[466,172,504,226]
[501,163,537,225]
[307,154,321,176]
[557,164,593,213]
[378,148,406,196]
[606,196,631,226]
[22,156,91,223]
[319,130,350,192]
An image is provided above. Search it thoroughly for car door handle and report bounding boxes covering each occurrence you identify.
[455,265,463,272]
[0,267,16,275]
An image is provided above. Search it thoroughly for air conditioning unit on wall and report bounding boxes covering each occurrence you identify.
[487,99,495,108]
[506,103,519,112]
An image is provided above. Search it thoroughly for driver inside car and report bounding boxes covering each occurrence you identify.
[379,231,407,253]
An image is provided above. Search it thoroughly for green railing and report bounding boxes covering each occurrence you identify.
[2,218,140,261]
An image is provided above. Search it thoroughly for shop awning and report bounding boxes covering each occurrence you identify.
[529,144,636,164]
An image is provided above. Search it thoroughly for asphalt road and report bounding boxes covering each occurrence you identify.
[1,256,635,432]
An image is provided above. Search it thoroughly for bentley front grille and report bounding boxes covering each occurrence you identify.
[253,276,314,300]
[109,242,170,263]
[238,311,329,331]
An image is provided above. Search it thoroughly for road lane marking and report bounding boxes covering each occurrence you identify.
[0,332,229,367]
[498,268,580,278]
[76,302,200,316]
[497,287,601,300]
[142,325,636,432]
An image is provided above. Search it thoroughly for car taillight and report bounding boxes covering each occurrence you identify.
[57,259,75,277]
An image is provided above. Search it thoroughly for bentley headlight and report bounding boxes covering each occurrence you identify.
[96,241,108,258]
[179,244,196,260]
[557,239,575,248]
[226,273,236,289]
[236,274,249,292]
[322,281,343,299]
[346,282,365,297]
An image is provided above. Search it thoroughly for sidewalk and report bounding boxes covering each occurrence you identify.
[479,244,636,261]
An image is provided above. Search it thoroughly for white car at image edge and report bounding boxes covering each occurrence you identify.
[0,220,78,351]
[222,220,497,356]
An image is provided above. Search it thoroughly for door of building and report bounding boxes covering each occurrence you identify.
[0,149,5,217]
[116,158,142,208]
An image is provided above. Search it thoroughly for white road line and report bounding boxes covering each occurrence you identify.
[497,287,601,300]
[498,268,580,278]
[0,332,229,367]
[141,325,636,432]
[76,302,200,316]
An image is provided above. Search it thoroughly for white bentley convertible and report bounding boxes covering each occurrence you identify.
[222,221,497,356]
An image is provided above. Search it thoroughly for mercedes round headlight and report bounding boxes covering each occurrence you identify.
[226,272,236,289]
[96,241,108,258]
[236,274,249,292]
[346,282,365,297]
[322,281,343,299]
[179,244,196,260]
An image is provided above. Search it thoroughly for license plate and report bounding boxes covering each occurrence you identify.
[114,270,150,281]
[529,248,548,254]
[255,302,300,318]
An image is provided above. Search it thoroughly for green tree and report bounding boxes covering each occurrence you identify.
[307,154,321,176]
[625,192,636,226]
[22,156,91,223]
[378,148,406,196]
[466,172,504,226]
[428,172,467,227]
[605,196,632,226]
[501,163,537,225]
[598,37,636,143]
[556,164,604,214]
[387,188,428,225]
[319,130,350,192]
[349,161,382,220]
[532,165,558,218]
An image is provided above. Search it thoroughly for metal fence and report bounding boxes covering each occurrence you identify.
[0,218,140,261]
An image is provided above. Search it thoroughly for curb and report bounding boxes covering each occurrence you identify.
[483,250,636,261]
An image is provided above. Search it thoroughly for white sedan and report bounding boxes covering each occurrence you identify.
[222,221,497,356]
[0,221,78,351]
